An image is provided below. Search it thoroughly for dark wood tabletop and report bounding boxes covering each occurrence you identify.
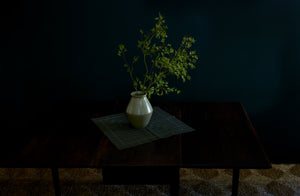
[0,101,271,169]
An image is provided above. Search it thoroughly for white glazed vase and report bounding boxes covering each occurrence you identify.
[126,91,153,128]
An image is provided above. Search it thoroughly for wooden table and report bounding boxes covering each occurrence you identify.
[0,102,271,196]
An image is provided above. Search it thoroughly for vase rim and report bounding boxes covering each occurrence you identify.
[131,91,147,98]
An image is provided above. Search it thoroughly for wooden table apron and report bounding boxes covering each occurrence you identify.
[0,102,271,196]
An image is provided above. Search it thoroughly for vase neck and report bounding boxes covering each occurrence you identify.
[131,91,147,98]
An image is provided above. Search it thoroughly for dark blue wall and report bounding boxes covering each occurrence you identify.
[1,0,299,162]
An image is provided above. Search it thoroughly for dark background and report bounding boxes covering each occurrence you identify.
[1,0,299,162]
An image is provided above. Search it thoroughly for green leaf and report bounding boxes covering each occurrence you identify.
[133,81,138,88]
[118,44,124,50]
[133,56,139,63]
[117,50,122,56]
[158,12,164,20]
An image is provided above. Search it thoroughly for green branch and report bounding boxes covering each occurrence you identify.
[117,13,198,99]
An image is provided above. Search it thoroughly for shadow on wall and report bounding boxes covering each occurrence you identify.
[142,0,300,162]
[250,38,299,162]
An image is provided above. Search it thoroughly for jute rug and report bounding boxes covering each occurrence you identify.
[1,164,300,196]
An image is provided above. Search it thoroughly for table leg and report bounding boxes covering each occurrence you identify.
[170,167,179,196]
[232,168,240,196]
[51,168,61,196]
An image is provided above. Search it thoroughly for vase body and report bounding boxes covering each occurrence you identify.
[126,91,153,128]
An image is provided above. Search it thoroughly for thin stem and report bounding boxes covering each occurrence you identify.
[141,29,157,88]
[146,71,165,91]
[122,52,137,91]
[143,54,149,86]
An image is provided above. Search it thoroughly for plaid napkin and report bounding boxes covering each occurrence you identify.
[91,107,194,150]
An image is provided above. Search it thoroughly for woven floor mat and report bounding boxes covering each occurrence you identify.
[1,164,300,196]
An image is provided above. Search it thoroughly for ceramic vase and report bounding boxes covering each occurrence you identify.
[126,91,153,128]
